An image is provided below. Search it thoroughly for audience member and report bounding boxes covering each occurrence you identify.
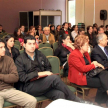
[79,28,85,35]
[60,22,73,42]
[54,34,74,76]
[28,26,36,37]
[50,25,56,36]
[68,35,108,105]
[20,25,26,37]
[68,23,72,32]
[0,24,5,33]
[15,35,89,103]
[86,26,96,47]
[93,26,98,35]
[4,35,20,61]
[91,33,108,68]
[97,27,104,34]
[14,27,24,45]
[105,25,108,36]
[36,25,43,36]
[93,23,98,28]
[40,26,55,44]
[55,25,61,41]
[71,25,78,41]
[0,39,37,108]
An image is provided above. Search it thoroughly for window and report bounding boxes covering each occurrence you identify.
[68,0,75,25]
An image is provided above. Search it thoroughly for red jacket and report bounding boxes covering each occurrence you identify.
[68,49,95,85]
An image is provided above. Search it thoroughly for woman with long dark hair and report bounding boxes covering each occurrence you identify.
[54,34,74,76]
[4,35,20,61]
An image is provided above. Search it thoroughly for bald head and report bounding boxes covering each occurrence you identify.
[96,33,108,47]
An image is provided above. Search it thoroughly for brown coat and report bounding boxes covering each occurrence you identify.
[0,56,19,91]
[42,33,55,44]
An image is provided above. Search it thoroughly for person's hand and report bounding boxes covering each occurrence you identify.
[97,63,105,69]
[67,42,75,50]
[91,61,98,67]
[38,71,53,76]
[91,61,105,69]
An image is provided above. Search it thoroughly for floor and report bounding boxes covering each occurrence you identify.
[38,87,107,108]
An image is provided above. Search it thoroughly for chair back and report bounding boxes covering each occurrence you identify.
[39,47,53,56]
[53,42,58,51]
[14,40,20,46]
[39,42,51,48]
[19,49,24,54]
[14,44,20,50]
[47,56,60,75]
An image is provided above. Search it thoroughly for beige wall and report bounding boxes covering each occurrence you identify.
[75,0,108,29]
[75,0,84,24]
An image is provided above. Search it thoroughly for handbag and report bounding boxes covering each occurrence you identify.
[86,67,104,78]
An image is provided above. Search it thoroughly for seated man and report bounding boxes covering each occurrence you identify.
[59,22,73,42]
[0,39,37,108]
[39,26,55,44]
[15,35,88,103]
[91,33,108,68]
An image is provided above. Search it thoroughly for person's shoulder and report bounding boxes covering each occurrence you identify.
[92,45,100,52]
[70,49,80,56]
[4,55,14,62]
[13,47,19,52]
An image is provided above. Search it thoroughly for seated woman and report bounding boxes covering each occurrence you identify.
[50,24,56,36]
[4,35,20,61]
[54,34,75,77]
[14,27,24,47]
[68,35,108,105]
[71,25,78,41]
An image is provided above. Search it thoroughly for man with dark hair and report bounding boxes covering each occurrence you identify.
[0,24,5,33]
[60,22,73,42]
[105,25,108,36]
[0,39,37,108]
[15,35,89,103]
[97,27,104,34]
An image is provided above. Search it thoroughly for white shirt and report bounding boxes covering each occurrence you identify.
[71,31,78,40]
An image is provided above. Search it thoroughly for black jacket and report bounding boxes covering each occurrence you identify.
[15,49,51,91]
[5,47,20,61]
[91,45,108,68]
[54,45,70,66]
[59,29,74,42]
[86,32,97,47]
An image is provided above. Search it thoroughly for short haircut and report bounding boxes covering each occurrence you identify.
[74,35,89,50]
[43,26,50,31]
[97,27,103,32]
[0,24,2,27]
[79,28,84,32]
[0,39,5,44]
[96,33,106,44]
[106,25,108,28]
[62,22,68,26]
[24,35,36,44]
